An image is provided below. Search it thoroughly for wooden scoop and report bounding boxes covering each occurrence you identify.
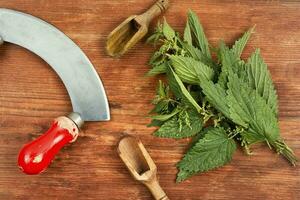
[106,0,169,57]
[117,135,169,200]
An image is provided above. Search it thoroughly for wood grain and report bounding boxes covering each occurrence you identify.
[0,0,299,199]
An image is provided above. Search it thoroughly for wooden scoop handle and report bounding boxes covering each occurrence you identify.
[135,0,170,27]
[18,114,82,175]
[118,136,169,200]
[144,178,169,200]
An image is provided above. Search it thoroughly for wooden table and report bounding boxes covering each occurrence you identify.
[0,1,299,199]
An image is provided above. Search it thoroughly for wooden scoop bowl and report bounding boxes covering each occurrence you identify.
[106,0,169,57]
[117,135,169,200]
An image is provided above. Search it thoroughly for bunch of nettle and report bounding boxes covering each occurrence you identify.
[146,10,297,182]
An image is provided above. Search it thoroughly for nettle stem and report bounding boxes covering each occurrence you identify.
[274,139,298,166]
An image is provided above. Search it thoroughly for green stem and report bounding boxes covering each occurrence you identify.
[274,139,298,166]
[229,131,239,139]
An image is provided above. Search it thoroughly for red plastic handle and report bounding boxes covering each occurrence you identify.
[18,116,79,175]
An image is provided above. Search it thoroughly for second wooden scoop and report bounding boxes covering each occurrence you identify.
[118,136,169,200]
[106,0,169,57]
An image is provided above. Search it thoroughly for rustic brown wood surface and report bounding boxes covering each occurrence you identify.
[0,0,299,199]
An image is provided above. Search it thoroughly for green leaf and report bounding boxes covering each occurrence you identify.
[167,66,202,112]
[217,42,246,86]
[184,22,192,45]
[176,169,196,183]
[147,119,164,127]
[181,43,203,61]
[187,10,211,59]
[147,21,163,44]
[154,109,203,139]
[170,55,214,85]
[217,42,237,88]
[181,43,216,69]
[182,42,201,59]
[150,100,168,114]
[241,130,266,145]
[146,62,167,76]
[163,18,176,40]
[157,80,168,98]
[246,49,278,115]
[231,26,255,58]
[200,81,231,119]
[177,127,236,182]
[149,51,163,67]
[151,108,181,121]
[150,80,176,115]
[227,73,280,143]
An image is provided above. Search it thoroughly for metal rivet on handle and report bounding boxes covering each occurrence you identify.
[68,112,84,129]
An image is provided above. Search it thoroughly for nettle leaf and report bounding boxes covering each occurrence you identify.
[157,80,168,98]
[217,43,237,88]
[184,22,192,45]
[231,26,255,58]
[227,73,280,143]
[146,62,168,76]
[167,66,202,112]
[170,55,214,85]
[151,80,169,104]
[163,18,176,41]
[147,119,164,127]
[147,22,163,44]
[187,10,211,59]
[154,109,203,139]
[181,42,202,61]
[177,169,198,183]
[151,108,181,121]
[181,43,216,69]
[177,127,236,182]
[241,130,266,145]
[167,67,183,98]
[246,49,278,115]
[150,100,169,114]
[149,51,164,68]
[200,81,231,119]
[217,42,247,87]
[150,80,176,115]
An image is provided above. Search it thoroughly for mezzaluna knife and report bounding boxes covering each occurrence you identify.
[0,8,110,174]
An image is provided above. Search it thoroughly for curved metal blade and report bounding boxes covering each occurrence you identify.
[0,8,110,121]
